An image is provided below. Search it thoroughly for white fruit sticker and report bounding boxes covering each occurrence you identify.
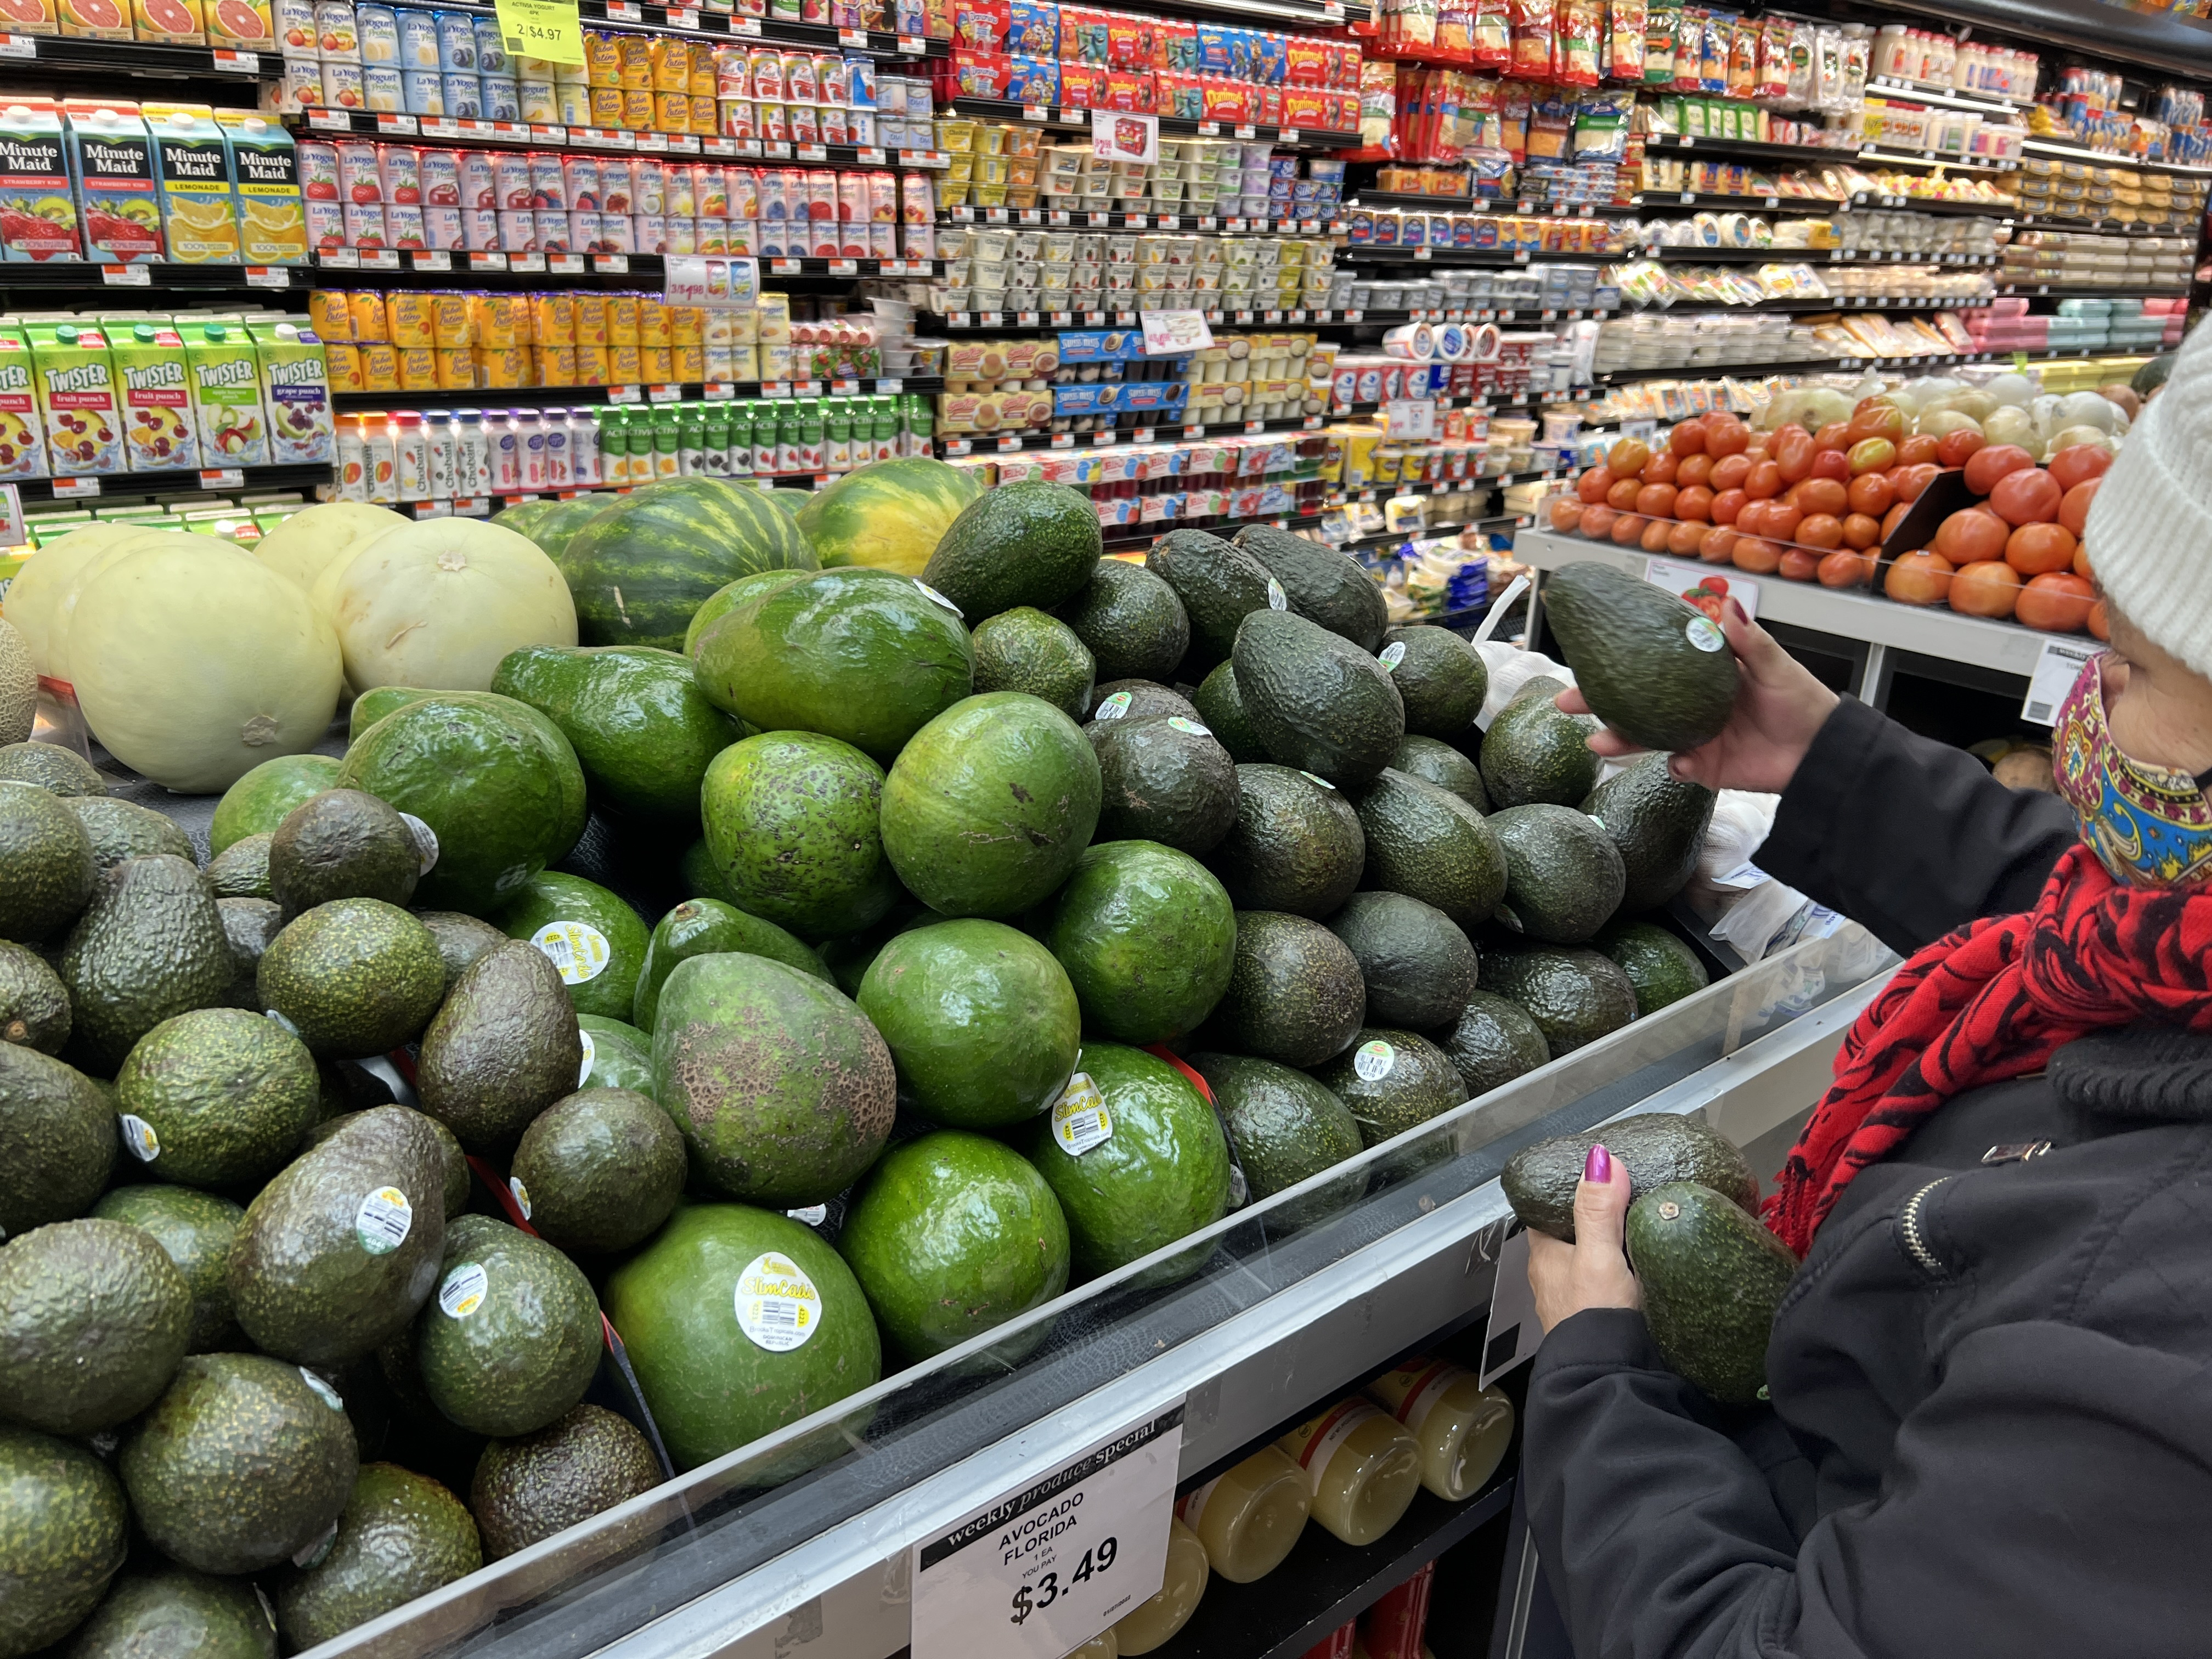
[913,579,964,616]
[354,1186,413,1255]
[292,1520,338,1570]
[787,1204,828,1226]
[1094,690,1133,720]
[532,922,611,984]
[1685,616,1725,653]
[1267,577,1288,611]
[1298,770,1338,791]
[298,1368,345,1411]
[1379,641,1407,671]
[438,1261,489,1318]
[396,811,440,874]
[119,1113,160,1161]
[1167,716,1211,736]
[1353,1039,1396,1081]
[255,1585,277,1632]
[1227,1160,1249,1207]
[735,1250,822,1352]
[1051,1072,1113,1155]
[577,1030,596,1087]
[508,1176,533,1220]
[266,1008,303,1040]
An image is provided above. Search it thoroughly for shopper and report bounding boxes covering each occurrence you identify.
[1519,329,2212,1657]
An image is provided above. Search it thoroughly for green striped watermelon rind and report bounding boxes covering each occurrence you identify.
[795,459,983,574]
[559,479,819,651]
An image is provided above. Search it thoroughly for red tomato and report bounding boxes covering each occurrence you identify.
[1936,507,2009,566]
[1669,417,1708,456]
[2017,572,2095,634]
[2089,599,2111,640]
[1808,449,1850,483]
[1896,433,1940,467]
[1641,517,1673,553]
[1949,560,2022,619]
[1643,450,1680,486]
[1886,550,1955,606]
[1635,481,1679,518]
[1814,420,1852,453]
[1608,438,1651,476]
[1731,536,1782,574]
[1580,504,1618,540]
[2005,520,2077,576]
[1936,427,1987,469]
[1734,499,1769,537]
[1675,452,1715,489]
[1708,453,1753,491]
[1773,425,1816,483]
[1675,484,1715,522]
[1796,476,1849,518]
[1818,549,1875,587]
[1763,503,1804,542]
[1703,414,1750,456]
[1881,501,1911,540]
[1780,548,1821,582]
[1666,518,1707,556]
[1699,526,1737,563]
[1848,404,1906,444]
[1988,467,2061,527]
[1963,443,2035,496]
[1745,459,1782,500]
[2059,476,2099,537]
[1892,462,1940,503]
[1846,472,1894,517]
[1797,512,1846,550]
[2048,444,2114,493]
[1847,437,1897,476]
[1607,476,1643,511]
[2074,540,2093,579]
[1611,512,1648,545]
[1576,464,1615,505]
[1710,488,1746,526]
[1549,497,1585,533]
[1841,511,1882,550]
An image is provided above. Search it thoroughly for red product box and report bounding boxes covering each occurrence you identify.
[1059,3,1108,64]
[1257,83,1283,123]
[1200,74,1254,121]
[1153,17,1195,70]
[952,0,1007,49]
[951,47,1013,95]
[1104,11,1150,69]
[1338,41,1363,88]
[1155,69,1204,119]
[1280,87,1329,129]
[1057,60,1105,106]
[1284,37,1329,85]
[1099,67,1154,110]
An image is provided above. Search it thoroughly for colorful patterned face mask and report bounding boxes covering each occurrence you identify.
[2052,653,2212,889]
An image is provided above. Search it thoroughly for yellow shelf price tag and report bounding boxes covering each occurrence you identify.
[494,0,584,65]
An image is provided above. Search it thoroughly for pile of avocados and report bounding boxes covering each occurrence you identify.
[0,492,1724,1654]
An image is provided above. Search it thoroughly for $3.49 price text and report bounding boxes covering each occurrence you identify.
[1010,1537,1118,1625]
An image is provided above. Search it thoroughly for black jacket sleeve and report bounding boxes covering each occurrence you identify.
[1753,697,2078,958]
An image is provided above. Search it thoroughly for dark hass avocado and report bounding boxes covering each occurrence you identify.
[0,937,70,1052]
[470,1403,663,1562]
[1502,1112,1758,1242]
[1206,762,1363,923]
[1190,660,1268,762]
[0,740,105,795]
[274,1462,481,1652]
[1600,919,1710,1015]
[1481,945,1637,1057]
[1583,757,1717,913]
[53,1565,276,1659]
[1353,768,1508,932]
[1437,990,1550,1099]
[1544,561,1740,753]
[1379,626,1488,738]
[1198,911,1365,1068]
[63,795,194,871]
[1088,713,1241,855]
[1144,530,1277,659]
[1628,1181,1797,1403]
[415,941,583,1151]
[205,833,273,900]
[507,1088,686,1254]
[1186,1051,1364,1223]
[1233,523,1387,652]
[0,1217,191,1435]
[216,896,281,1009]
[1232,610,1405,788]
[415,909,507,987]
[0,1042,114,1236]
[0,780,96,944]
[59,855,234,1072]
[114,1006,320,1189]
[1479,676,1601,809]
[257,898,446,1060]
[268,789,422,916]
[1310,1029,1465,1149]
[1058,557,1189,685]
[413,1214,601,1438]
[1391,734,1489,814]
[0,1424,127,1656]
[90,1184,247,1353]
[1086,679,1198,726]
[972,606,1097,721]
[1325,890,1479,1029]
[1487,803,1627,945]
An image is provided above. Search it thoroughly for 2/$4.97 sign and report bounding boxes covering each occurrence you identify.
[911,1403,1186,1659]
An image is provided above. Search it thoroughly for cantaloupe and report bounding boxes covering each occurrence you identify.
[67,537,343,792]
[318,518,578,692]
[0,614,32,744]
[255,500,412,596]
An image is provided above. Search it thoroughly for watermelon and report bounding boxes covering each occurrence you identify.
[517,494,615,565]
[766,489,814,519]
[558,478,817,651]
[489,500,556,542]
[795,458,983,577]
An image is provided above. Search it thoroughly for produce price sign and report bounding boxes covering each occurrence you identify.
[663,255,761,311]
[2022,636,2099,726]
[911,1402,1184,1659]
[1091,110,1159,167]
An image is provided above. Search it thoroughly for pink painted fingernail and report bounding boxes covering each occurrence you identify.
[1585,1143,1612,1183]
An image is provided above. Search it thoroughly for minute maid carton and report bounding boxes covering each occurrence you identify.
[143,101,241,264]
[217,112,310,266]
[0,100,82,262]
[63,100,163,264]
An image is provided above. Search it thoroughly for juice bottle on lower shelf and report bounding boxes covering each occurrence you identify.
[1277,1397,1421,1547]
[1112,1516,1209,1657]
[1364,1359,1515,1502]
[1175,1444,1311,1583]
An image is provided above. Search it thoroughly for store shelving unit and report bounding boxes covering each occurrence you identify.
[331,375,936,412]
[12,462,332,504]
[294,108,952,172]
[943,97,1359,149]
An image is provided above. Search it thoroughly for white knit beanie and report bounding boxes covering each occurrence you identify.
[2085,319,2212,679]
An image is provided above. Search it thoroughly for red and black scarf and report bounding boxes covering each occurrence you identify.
[1765,844,2212,1256]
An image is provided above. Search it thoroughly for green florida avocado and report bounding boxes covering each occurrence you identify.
[1143,530,1277,660]
[1354,768,1508,932]
[205,834,273,900]
[0,1425,127,1656]
[1043,840,1237,1045]
[257,898,447,1060]
[1186,1051,1363,1221]
[1545,562,1740,753]
[275,1463,482,1652]
[509,1088,686,1254]
[1481,946,1638,1057]
[1312,1030,1466,1149]
[634,899,828,1033]
[1437,990,1550,1099]
[0,1218,190,1435]
[1058,557,1189,685]
[923,481,1103,622]
[1480,677,1600,809]
[416,941,583,1151]
[1326,890,1479,1029]
[838,1130,1070,1363]
[209,753,344,857]
[856,918,1080,1129]
[684,568,818,658]
[603,1204,881,1472]
[1206,764,1364,918]
[0,937,70,1052]
[1088,714,1240,855]
[1601,919,1709,1015]
[1234,523,1388,653]
[700,732,899,940]
[578,1013,657,1097]
[114,1007,320,1189]
[91,1185,247,1353]
[0,740,105,795]
[1200,911,1365,1068]
[119,1352,358,1576]
[493,873,651,1023]
[1086,680,1199,725]
[1391,735,1489,815]
[0,1042,114,1236]
[1189,661,1268,763]
[58,1565,278,1659]
[1379,625,1489,740]
[346,686,430,743]
[972,607,1097,720]
[414,1215,601,1438]
[268,789,422,916]
[881,693,1103,921]
[1232,610,1406,788]
[470,1403,663,1562]
[63,795,194,871]
[227,1105,448,1367]
[414,910,506,987]
[0,780,95,945]
[1628,1181,1797,1403]
[1583,757,1718,913]
[60,855,235,1071]
[1503,1113,1758,1243]
[1487,803,1628,945]
[490,644,743,825]
[652,953,895,1207]
[1027,1043,1231,1288]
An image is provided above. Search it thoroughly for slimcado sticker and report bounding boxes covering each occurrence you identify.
[532,922,611,984]
[735,1251,821,1352]
[1051,1073,1113,1155]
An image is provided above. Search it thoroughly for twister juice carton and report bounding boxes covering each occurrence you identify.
[28,321,120,476]
[0,326,47,479]
[247,319,333,464]
[218,112,311,264]
[0,100,81,261]
[183,318,268,465]
[144,101,240,264]
[63,101,162,263]
[104,317,199,472]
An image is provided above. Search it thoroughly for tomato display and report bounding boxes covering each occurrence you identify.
[2017,572,2096,634]
[1886,550,1954,606]
[1949,560,2022,619]
[1988,467,2062,528]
